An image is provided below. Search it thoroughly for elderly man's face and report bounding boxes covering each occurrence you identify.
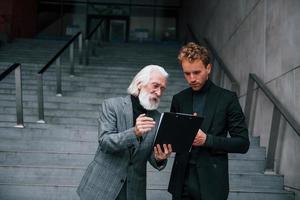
[138,71,167,110]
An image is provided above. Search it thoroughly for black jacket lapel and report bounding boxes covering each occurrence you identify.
[201,82,221,134]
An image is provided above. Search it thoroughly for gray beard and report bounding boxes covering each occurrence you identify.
[138,90,160,110]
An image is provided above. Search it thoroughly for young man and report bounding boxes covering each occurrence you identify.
[77,65,172,200]
[168,42,250,200]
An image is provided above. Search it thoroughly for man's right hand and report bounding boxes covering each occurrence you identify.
[134,113,155,137]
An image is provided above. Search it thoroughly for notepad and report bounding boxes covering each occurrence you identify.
[153,112,204,153]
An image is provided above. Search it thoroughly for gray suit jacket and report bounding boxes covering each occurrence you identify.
[77,95,166,200]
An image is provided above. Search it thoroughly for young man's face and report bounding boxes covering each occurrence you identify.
[138,71,167,110]
[181,59,211,91]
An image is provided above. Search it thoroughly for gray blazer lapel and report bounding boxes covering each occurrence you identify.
[122,95,133,130]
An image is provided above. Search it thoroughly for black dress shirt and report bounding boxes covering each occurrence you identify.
[190,79,212,163]
[131,95,147,126]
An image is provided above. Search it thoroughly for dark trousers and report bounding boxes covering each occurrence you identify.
[174,163,202,200]
[116,181,127,200]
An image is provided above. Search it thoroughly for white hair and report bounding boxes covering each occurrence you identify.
[127,64,168,96]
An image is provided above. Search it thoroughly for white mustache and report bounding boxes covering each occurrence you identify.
[138,90,160,110]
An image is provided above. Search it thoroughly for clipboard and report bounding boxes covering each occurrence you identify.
[153,112,204,153]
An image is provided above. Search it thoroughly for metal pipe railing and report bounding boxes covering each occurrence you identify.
[85,19,105,65]
[39,0,180,9]
[0,63,24,128]
[37,32,83,123]
[203,38,240,95]
[244,73,300,172]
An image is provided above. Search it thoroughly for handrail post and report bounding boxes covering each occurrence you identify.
[244,75,255,127]
[96,27,101,46]
[70,42,75,76]
[56,57,62,96]
[91,35,96,56]
[37,73,45,123]
[14,64,24,128]
[78,33,83,65]
[232,83,240,96]
[265,106,281,174]
[85,39,89,65]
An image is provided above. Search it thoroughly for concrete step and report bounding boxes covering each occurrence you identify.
[0,101,171,116]
[0,94,104,105]
[0,185,80,200]
[0,149,264,167]
[0,92,177,107]
[0,126,264,156]
[229,147,265,160]
[0,184,295,200]
[147,169,285,191]
[0,107,98,119]
[0,114,98,126]
[0,165,283,190]
[0,139,98,154]
[0,76,185,89]
[0,165,170,190]
[0,99,99,111]
[0,184,294,200]
[0,143,265,173]
[228,188,294,200]
[0,185,171,200]
[0,62,183,74]
[0,84,184,99]
[0,127,97,142]
[0,66,185,82]
[0,122,98,135]
[0,90,180,107]
[0,126,263,156]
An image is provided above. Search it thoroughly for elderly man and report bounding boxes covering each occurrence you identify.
[77,65,172,200]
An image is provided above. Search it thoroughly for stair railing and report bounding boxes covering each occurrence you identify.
[244,73,300,173]
[203,38,240,95]
[185,24,240,95]
[85,18,105,65]
[0,63,24,128]
[37,32,83,123]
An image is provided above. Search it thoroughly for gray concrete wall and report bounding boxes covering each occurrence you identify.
[179,0,300,198]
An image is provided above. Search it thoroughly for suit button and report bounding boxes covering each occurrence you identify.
[129,162,133,166]
[120,179,125,183]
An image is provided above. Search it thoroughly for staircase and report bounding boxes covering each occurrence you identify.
[0,39,295,200]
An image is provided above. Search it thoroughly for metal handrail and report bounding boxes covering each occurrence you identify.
[85,19,105,65]
[37,32,83,123]
[86,18,105,40]
[38,32,83,74]
[185,24,240,95]
[0,63,24,128]
[39,0,180,9]
[203,38,240,95]
[244,73,300,172]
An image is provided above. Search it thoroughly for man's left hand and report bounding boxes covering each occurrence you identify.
[154,144,172,161]
[192,129,207,146]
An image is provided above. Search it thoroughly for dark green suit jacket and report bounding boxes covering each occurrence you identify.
[168,80,250,200]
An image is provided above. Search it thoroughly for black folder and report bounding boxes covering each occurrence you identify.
[153,112,204,153]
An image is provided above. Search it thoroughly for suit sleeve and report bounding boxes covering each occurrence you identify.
[204,93,250,153]
[97,99,140,154]
[148,152,167,171]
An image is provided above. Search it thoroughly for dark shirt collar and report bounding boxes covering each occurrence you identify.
[192,79,212,94]
[131,95,147,113]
